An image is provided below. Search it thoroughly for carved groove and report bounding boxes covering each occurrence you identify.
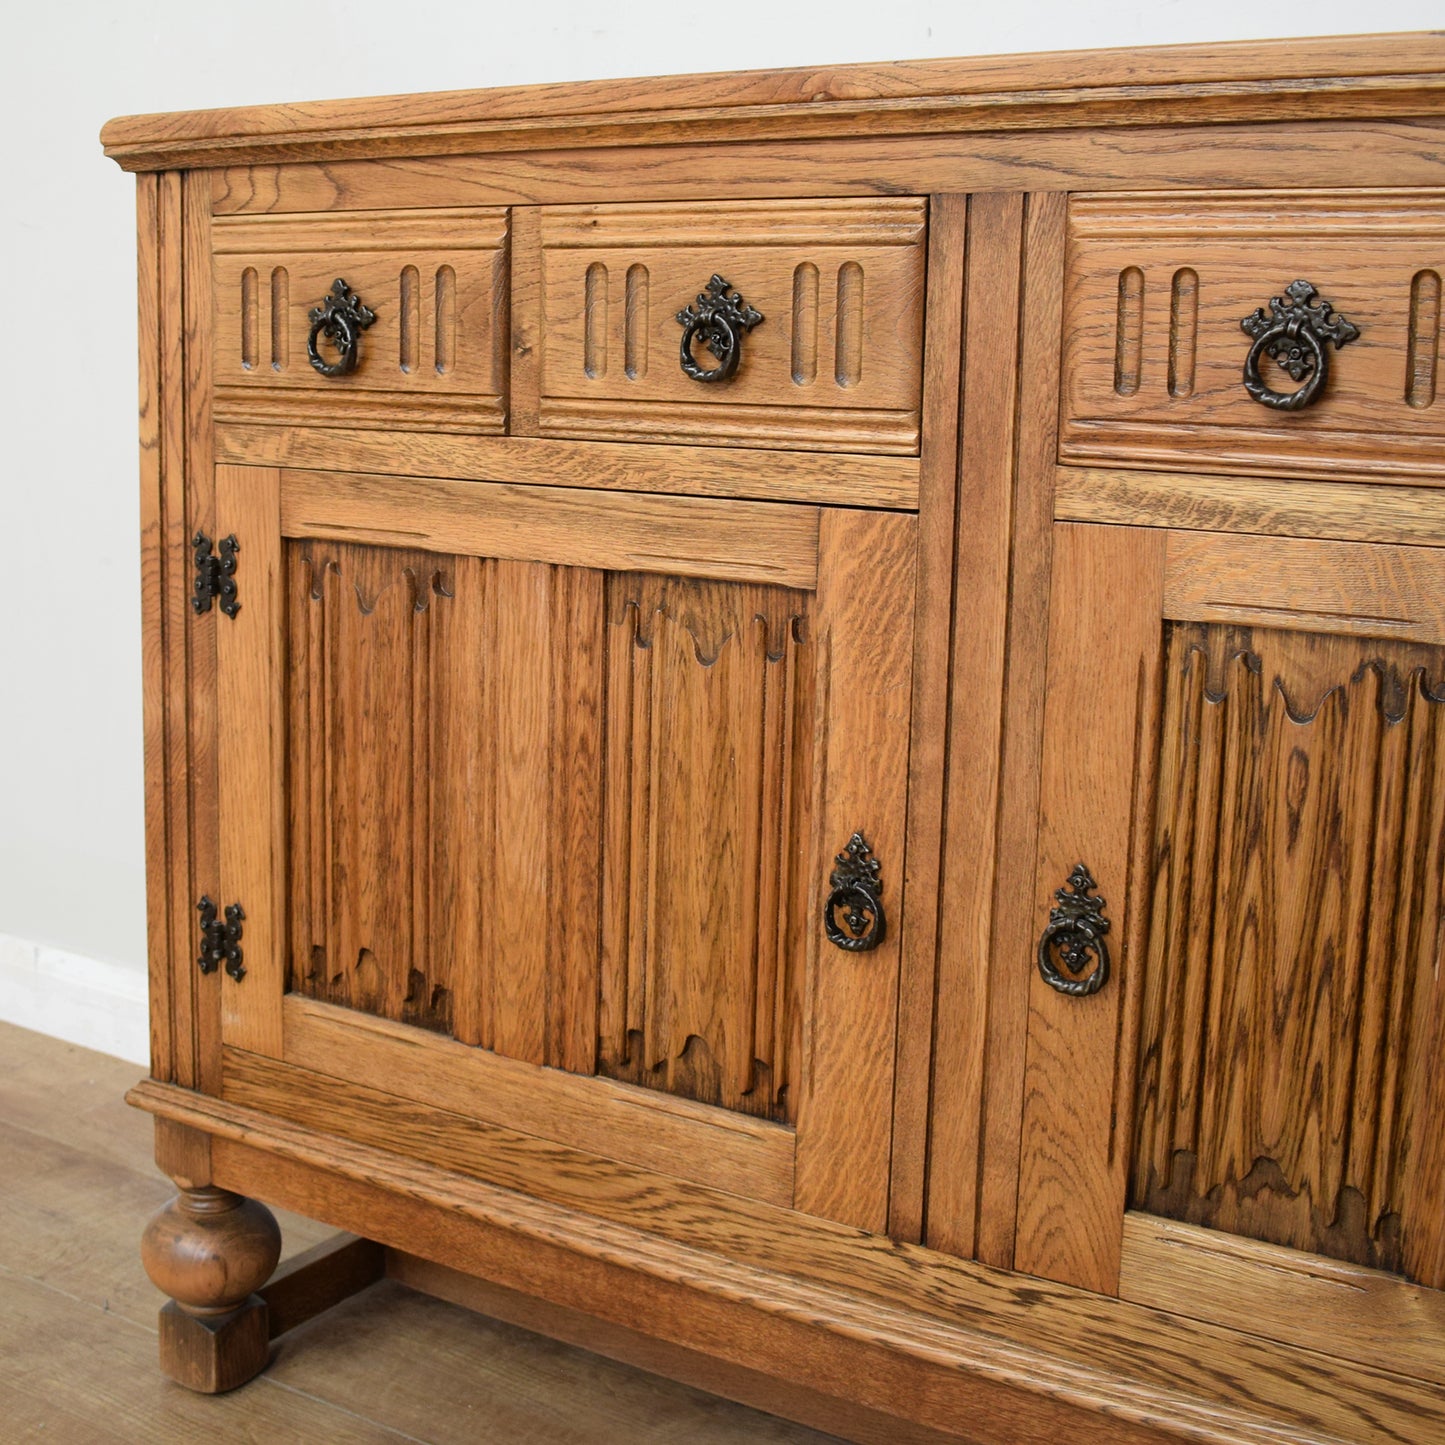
[1168,267,1198,398]
[270,267,288,372]
[584,261,608,379]
[835,261,863,388]
[624,264,648,380]
[434,265,455,375]
[1407,269,1440,409]
[399,265,419,373]
[791,262,818,385]
[1132,622,1445,1287]
[598,574,813,1122]
[1114,265,1144,396]
[241,266,258,370]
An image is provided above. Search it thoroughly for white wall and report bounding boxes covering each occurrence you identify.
[2,1,1440,1059]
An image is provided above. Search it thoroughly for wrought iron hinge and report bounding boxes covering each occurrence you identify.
[191,531,240,618]
[197,896,246,981]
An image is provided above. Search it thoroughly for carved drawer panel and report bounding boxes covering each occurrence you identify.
[1061,191,1445,482]
[534,198,927,454]
[211,208,509,433]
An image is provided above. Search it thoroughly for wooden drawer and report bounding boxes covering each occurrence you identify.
[1060,191,1445,482]
[531,198,927,454]
[211,208,509,433]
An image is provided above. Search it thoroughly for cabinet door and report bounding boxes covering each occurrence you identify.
[211,463,915,1231]
[1016,522,1445,1297]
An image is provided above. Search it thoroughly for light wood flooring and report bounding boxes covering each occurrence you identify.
[0,1022,842,1443]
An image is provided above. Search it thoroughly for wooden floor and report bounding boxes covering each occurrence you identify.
[0,1022,842,1443]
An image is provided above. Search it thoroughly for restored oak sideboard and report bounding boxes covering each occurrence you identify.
[104,33,1445,1442]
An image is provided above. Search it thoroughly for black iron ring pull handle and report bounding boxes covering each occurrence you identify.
[823,833,886,952]
[676,275,764,384]
[307,279,376,378]
[1239,279,1359,412]
[1037,863,1110,997]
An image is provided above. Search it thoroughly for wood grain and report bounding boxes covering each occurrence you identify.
[183,173,223,1094]
[1163,530,1445,644]
[536,199,925,455]
[598,574,813,1121]
[975,191,1069,1270]
[214,422,922,508]
[1055,463,1445,545]
[888,193,966,1242]
[278,469,821,588]
[508,204,543,435]
[100,33,1445,170]
[135,170,173,1084]
[211,207,508,431]
[1062,191,1445,482]
[215,464,285,1058]
[1119,1213,1445,1390]
[1013,523,1166,1295]
[925,192,1024,1261]
[1131,621,1445,1287]
[793,509,916,1232]
[281,997,796,1207]
[203,121,1445,219]
[132,1079,1445,1445]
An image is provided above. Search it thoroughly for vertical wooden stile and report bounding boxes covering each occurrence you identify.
[888,194,967,1243]
[924,192,1025,1260]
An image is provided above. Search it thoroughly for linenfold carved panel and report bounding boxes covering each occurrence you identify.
[538,198,927,454]
[1132,622,1445,1287]
[212,208,508,433]
[285,542,817,1123]
[285,541,603,1071]
[1061,192,1445,480]
[598,575,814,1123]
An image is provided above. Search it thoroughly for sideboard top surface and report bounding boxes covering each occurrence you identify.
[100,31,1445,172]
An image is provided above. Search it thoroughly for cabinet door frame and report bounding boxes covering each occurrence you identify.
[1015,520,1445,1297]
[212,461,916,1231]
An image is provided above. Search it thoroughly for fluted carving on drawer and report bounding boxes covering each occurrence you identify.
[1131,622,1445,1287]
[597,574,814,1123]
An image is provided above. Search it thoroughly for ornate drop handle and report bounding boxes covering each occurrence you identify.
[307,279,376,378]
[1036,863,1110,997]
[676,275,764,383]
[1239,279,1359,412]
[823,833,886,952]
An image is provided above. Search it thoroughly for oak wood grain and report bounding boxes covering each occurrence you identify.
[792,509,916,1232]
[888,193,966,1242]
[535,199,925,455]
[101,34,1445,170]
[1119,1214,1445,1390]
[1163,530,1445,644]
[925,192,1024,1261]
[281,997,795,1207]
[1013,523,1167,1295]
[204,121,1445,218]
[1062,191,1445,482]
[215,464,284,1058]
[1131,621,1445,1286]
[183,173,223,1095]
[214,422,922,508]
[131,1079,1445,1445]
[975,191,1070,1270]
[1055,463,1445,545]
[278,468,821,588]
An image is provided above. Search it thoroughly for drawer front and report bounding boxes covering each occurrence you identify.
[1060,191,1445,482]
[536,198,927,454]
[211,208,509,433]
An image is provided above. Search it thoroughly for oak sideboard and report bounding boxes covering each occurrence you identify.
[103,32,1445,1443]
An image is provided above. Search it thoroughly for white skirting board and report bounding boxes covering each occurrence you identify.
[0,934,149,1065]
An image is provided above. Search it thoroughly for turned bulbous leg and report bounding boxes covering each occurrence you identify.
[141,1186,281,1392]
